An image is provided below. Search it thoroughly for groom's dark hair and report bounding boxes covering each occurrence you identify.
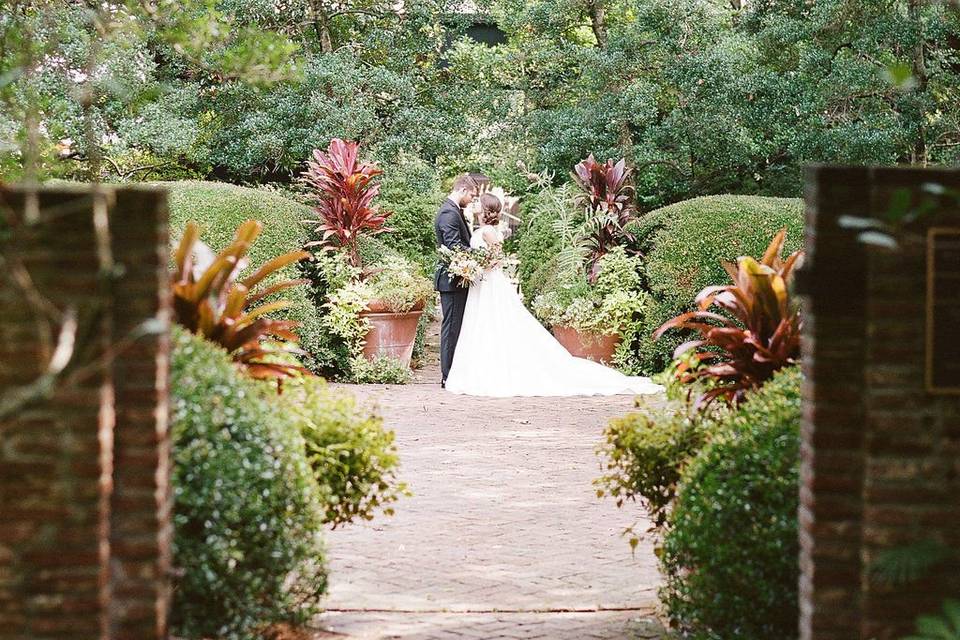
[452,174,479,193]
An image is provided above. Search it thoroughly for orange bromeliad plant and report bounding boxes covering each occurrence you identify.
[653,229,804,407]
[172,219,311,380]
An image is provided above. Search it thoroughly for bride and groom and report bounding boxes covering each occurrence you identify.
[434,174,662,397]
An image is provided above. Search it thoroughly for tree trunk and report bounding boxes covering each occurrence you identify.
[909,0,928,164]
[308,0,334,53]
[320,19,333,54]
[587,0,608,48]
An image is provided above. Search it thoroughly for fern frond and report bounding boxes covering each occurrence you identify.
[870,539,956,586]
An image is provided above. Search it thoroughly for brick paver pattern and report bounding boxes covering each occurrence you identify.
[314,323,668,639]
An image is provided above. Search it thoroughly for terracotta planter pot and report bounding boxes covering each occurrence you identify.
[551,325,621,364]
[360,301,425,367]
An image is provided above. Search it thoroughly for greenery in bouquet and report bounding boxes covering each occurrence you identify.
[440,243,521,288]
[531,247,648,342]
[438,245,488,286]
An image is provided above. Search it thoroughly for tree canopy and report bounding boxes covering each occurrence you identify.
[2,0,958,205]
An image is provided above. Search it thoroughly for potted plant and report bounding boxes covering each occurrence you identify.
[532,247,647,364]
[303,139,433,371]
[302,138,392,268]
[172,219,311,380]
[571,154,637,281]
[360,255,433,367]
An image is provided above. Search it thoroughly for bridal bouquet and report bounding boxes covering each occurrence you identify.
[438,245,487,286]
[439,245,517,286]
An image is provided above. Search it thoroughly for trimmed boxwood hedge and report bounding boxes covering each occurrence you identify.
[636,195,804,372]
[170,327,327,639]
[165,181,329,371]
[660,366,801,639]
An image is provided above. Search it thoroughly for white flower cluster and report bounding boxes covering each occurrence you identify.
[438,245,488,286]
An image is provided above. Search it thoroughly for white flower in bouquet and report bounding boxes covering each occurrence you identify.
[439,246,486,286]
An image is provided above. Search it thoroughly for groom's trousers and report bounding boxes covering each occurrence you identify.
[439,288,469,382]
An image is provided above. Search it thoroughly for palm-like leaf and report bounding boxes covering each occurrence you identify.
[871,539,957,587]
[172,220,310,380]
[903,599,960,640]
[301,138,392,267]
[571,154,637,281]
[654,228,804,407]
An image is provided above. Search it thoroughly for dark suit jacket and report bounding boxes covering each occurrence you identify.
[434,198,472,292]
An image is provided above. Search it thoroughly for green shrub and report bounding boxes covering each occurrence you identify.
[904,599,960,640]
[377,155,444,269]
[366,254,434,313]
[278,376,408,527]
[166,181,313,277]
[170,327,327,639]
[531,247,649,340]
[631,297,685,376]
[638,195,804,373]
[165,181,329,372]
[660,366,801,639]
[347,354,413,384]
[597,401,720,529]
[357,233,405,268]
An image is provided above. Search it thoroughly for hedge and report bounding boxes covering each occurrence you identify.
[660,366,802,639]
[170,327,327,639]
[165,181,328,371]
[636,195,804,372]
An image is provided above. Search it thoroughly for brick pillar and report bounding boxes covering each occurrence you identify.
[0,185,171,640]
[799,166,960,640]
[106,189,172,639]
[798,166,870,640]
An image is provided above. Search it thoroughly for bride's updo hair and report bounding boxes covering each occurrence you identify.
[479,193,502,226]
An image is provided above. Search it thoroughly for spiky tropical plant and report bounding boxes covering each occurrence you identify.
[653,229,804,407]
[172,219,310,380]
[301,138,392,267]
[571,154,637,281]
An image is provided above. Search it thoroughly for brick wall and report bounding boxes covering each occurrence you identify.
[0,185,171,640]
[800,166,960,640]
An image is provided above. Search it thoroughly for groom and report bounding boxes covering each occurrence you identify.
[435,174,480,388]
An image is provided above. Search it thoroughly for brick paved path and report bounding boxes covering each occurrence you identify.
[313,322,668,639]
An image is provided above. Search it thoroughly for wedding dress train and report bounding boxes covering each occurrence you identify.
[444,227,664,397]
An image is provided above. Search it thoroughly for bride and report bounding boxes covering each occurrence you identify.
[444,193,663,397]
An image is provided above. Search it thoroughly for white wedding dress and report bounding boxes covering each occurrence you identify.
[444,226,664,397]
